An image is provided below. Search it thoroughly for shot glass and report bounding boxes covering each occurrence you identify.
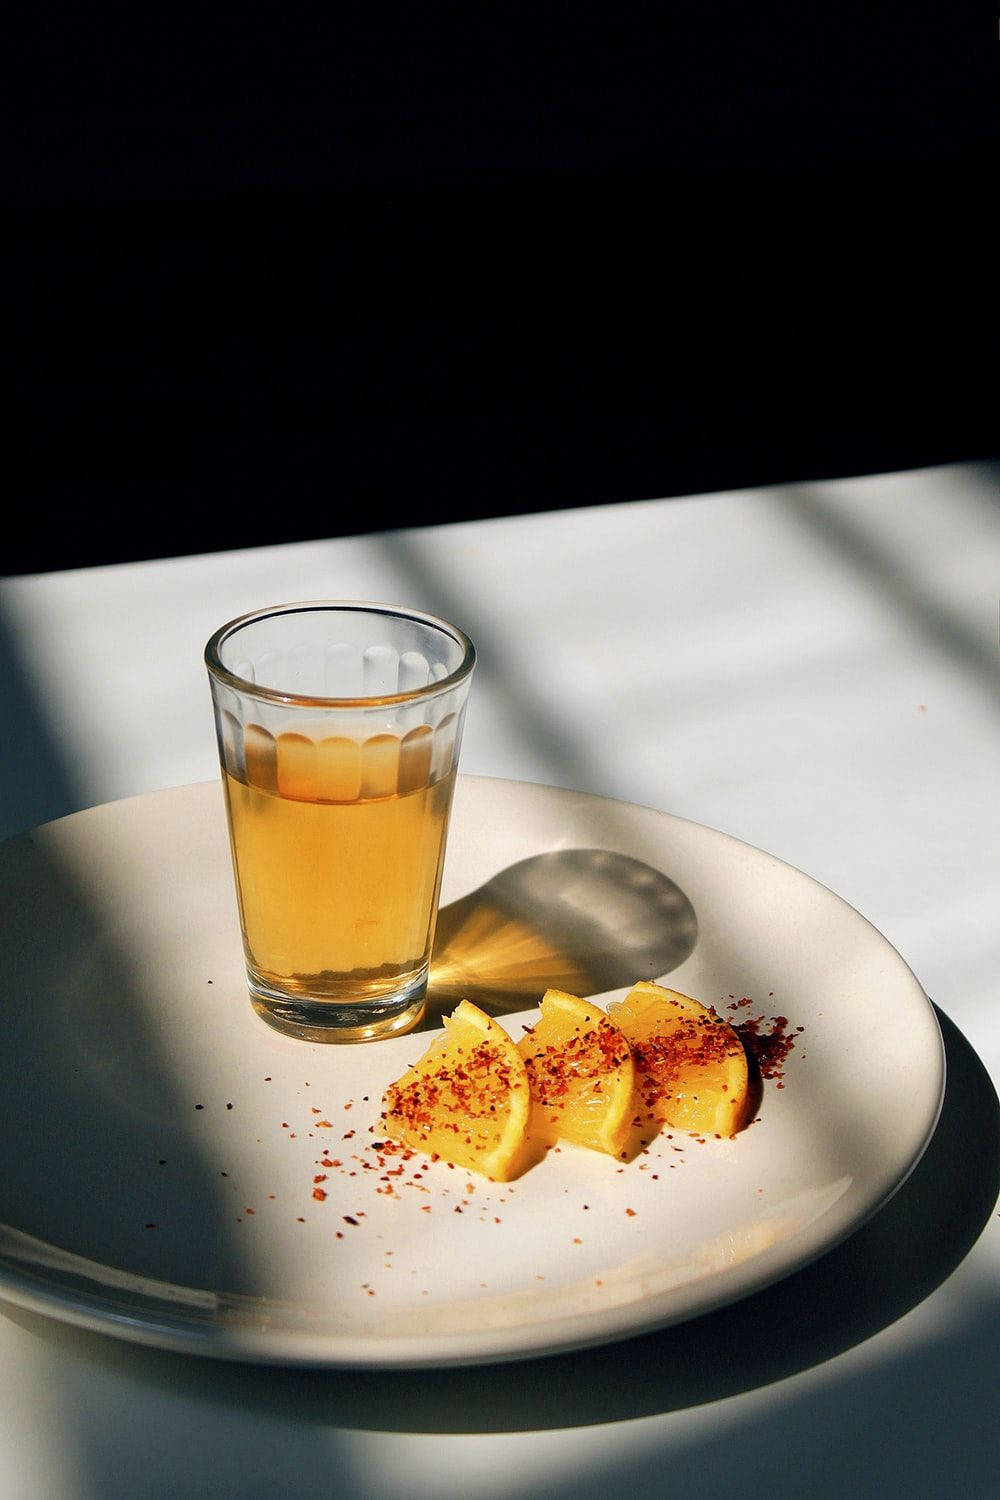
[205,601,476,1042]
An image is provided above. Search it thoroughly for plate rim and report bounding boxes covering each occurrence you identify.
[0,775,946,1367]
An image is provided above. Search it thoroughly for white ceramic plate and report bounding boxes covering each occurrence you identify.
[0,777,944,1367]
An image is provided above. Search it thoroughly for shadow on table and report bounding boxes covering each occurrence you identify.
[0,608,82,843]
[17,1003,997,1440]
[774,473,1000,708]
[422,847,698,1024]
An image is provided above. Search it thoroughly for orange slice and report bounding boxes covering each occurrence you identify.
[380,1000,532,1180]
[608,981,749,1136]
[517,988,635,1158]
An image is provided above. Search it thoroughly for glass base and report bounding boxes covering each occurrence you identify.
[247,971,428,1044]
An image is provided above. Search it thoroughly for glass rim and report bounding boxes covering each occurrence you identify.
[204,599,477,709]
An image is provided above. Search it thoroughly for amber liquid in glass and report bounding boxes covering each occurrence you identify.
[223,765,456,1005]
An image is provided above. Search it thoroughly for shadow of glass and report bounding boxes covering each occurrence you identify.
[423,848,697,1024]
[20,1005,995,1440]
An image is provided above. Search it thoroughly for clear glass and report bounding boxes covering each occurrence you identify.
[205,601,476,1042]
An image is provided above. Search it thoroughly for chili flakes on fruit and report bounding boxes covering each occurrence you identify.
[382,1038,518,1153]
[630,1008,743,1115]
[521,1016,631,1105]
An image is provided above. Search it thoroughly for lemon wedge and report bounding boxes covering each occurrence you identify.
[609,981,749,1136]
[381,1000,532,1180]
[518,988,635,1157]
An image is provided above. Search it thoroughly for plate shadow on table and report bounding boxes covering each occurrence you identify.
[17,1004,997,1441]
[422,847,699,1024]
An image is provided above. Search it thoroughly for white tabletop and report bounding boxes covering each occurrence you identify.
[1,460,997,1498]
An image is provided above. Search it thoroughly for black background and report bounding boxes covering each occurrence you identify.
[10,5,998,574]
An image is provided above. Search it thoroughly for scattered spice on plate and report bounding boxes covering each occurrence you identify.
[153,985,804,1251]
[730,1007,801,1081]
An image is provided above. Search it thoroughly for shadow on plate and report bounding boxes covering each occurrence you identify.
[422,847,698,1024]
[0,833,262,1299]
[13,1004,997,1435]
